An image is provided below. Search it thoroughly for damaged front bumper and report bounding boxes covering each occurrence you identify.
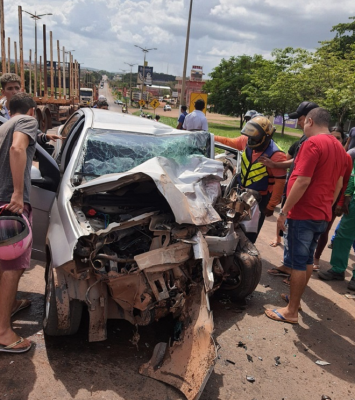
[48,156,260,399]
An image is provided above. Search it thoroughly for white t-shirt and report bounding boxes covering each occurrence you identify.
[182,110,208,131]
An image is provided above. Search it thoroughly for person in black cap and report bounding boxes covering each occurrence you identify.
[260,101,319,172]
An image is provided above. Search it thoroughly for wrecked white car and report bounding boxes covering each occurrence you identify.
[30,109,262,400]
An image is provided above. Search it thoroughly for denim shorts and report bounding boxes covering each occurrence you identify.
[283,219,328,271]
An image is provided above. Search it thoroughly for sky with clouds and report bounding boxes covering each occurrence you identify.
[3,0,355,78]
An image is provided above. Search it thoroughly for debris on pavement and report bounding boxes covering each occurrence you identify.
[258,357,263,361]
[316,360,331,366]
[225,359,236,365]
[246,375,256,383]
[274,356,281,366]
[237,341,247,350]
[129,329,140,351]
[321,396,332,400]
[247,354,253,363]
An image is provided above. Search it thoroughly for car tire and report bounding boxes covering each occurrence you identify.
[43,266,83,336]
[221,234,262,300]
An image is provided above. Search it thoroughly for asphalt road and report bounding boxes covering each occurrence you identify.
[1,84,354,399]
[99,80,123,113]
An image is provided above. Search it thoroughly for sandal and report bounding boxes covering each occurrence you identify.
[270,241,281,247]
[313,264,320,272]
[0,337,33,353]
[267,268,290,277]
[281,293,302,310]
[283,277,291,287]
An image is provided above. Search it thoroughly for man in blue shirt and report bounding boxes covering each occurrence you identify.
[176,105,187,129]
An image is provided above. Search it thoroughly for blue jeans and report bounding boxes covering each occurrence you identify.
[284,219,328,271]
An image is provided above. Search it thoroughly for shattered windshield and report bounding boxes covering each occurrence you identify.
[74,129,211,179]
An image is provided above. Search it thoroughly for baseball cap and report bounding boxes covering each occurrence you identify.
[288,101,319,119]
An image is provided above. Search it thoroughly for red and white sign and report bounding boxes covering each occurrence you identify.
[192,65,203,70]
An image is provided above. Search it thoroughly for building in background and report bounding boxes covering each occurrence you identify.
[175,65,206,109]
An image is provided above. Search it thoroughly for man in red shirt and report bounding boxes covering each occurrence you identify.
[215,116,286,243]
[265,108,347,324]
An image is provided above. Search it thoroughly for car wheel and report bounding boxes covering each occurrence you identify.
[220,233,262,300]
[43,265,83,336]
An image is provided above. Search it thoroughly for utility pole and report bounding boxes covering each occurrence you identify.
[180,0,193,107]
[134,45,157,102]
[62,46,66,99]
[23,10,52,96]
[18,6,24,90]
[1,0,6,73]
[124,62,137,106]
[7,37,10,72]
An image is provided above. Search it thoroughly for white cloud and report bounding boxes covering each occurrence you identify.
[2,0,355,77]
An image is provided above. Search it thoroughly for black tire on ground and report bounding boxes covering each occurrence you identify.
[221,237,262,300]
[43,267,83,336]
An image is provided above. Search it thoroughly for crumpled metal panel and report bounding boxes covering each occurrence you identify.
[75,156,224,226]
[192,231,215,292]
[105,271,151,312]
[139,284,217,400]
[204,222,239,257]
[134,242,192,271]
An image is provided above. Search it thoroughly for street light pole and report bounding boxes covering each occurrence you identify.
[64,50,74,97]
[134,45,157,102]
[23,10,52,97]
[124,62,137,106]
[180,0,193,107]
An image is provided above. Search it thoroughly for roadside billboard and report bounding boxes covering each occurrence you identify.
[137,66,153,85]
[190,65,203,82]
[274,115,298,129]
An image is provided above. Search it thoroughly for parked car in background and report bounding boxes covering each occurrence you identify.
[114,100,124,105]
[163,104,171,111]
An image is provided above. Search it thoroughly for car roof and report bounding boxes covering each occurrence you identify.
[83,108,179,135]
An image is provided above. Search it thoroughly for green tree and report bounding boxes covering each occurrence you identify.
[320,17,355,58]
[303,48,355,127]
[243,48,311,134]
[203,55,261,128]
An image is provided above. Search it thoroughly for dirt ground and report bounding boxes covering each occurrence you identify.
[1,214,354,400]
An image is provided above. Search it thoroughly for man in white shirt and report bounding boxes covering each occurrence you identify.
[182,99,208,131]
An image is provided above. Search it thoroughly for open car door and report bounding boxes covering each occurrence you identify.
[30,143,60,261]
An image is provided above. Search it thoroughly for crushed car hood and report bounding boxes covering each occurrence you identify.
[74,156,224,226]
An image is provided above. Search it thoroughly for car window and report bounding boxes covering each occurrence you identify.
[61,119,85,173]
[73,129,211,181]
[60,111,83,139]
[56,112,84,166]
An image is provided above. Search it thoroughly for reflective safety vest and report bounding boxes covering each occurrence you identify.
[237,141,283,192]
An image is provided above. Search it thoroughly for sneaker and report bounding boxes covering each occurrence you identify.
[327,243,333,249]
[348,278,355,291]
[318,269,345,281]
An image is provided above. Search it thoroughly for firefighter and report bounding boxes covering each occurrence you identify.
[215,116,287,243]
